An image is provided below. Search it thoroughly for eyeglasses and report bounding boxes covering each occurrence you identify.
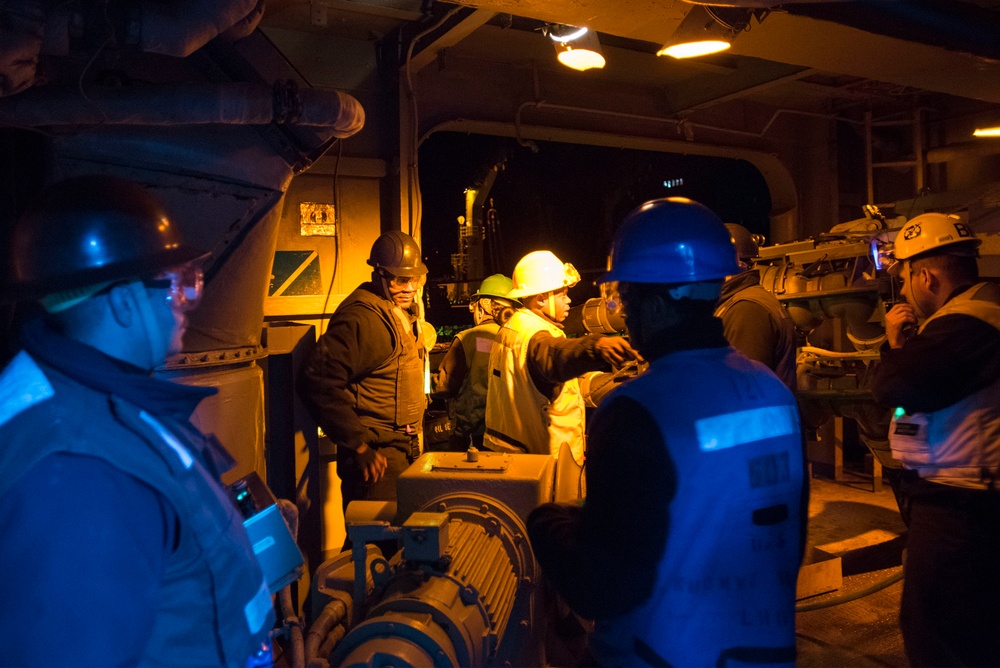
[143,264,204,312]
[380,270,426,290]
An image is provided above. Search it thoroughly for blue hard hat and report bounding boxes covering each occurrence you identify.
[600,197,740,284]
[2,175,205,304]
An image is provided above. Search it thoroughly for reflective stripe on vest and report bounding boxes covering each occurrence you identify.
[889,282,1000,488]
[591,346,803,668]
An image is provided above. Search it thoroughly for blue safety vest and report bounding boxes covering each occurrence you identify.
[591,346,804,668]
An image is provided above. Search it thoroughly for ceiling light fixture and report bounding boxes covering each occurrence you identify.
[973,122,1000,138]
[547,24,606,71]
[657,6,766,59]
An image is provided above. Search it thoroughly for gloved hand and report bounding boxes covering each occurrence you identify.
[354,444,388,483]
[594,336,637,367]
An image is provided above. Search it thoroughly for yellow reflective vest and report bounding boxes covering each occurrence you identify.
[484,308,585,464]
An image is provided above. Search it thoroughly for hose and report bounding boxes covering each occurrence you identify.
[798,346,880,359]
[305,598,348,667]
[278,586,305,668]
[795,568,904,613]
[274,499,305,668]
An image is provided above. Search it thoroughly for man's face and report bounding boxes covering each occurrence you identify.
[146,284,187,356]
[139,264,204,360]
[384,272,424,308]
[547,288,572,322]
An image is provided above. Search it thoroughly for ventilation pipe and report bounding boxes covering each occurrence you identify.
[0,82,365,136]
[0,0,264,97]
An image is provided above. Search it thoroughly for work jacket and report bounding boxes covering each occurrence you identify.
[716,274,797,390]
[591,346,804,668]
[889,282,1000,489]
[0,346,273,666]
[339,286,425,435]
[484,308,585,464]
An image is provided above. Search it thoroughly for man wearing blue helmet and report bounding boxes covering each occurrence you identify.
[527,197,807,668]
[0,176,274,666]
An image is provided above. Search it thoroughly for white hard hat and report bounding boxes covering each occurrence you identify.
[893,213,980,261]
[508,250,580,299]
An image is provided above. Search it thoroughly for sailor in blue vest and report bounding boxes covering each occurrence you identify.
[527,197,807,668]
[0,176,274,666]
[872,212,1000,667]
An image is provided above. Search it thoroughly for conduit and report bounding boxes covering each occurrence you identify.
[0,82,365,136]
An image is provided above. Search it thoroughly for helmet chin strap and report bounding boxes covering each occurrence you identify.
[545,294,558,321]
[128,282,167,370]
[376,272,394,302]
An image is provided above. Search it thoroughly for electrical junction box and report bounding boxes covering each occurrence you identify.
[396,451,554,525]
[401,512,450,562]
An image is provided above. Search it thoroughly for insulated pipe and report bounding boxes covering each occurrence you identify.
[0,0,264,96]
[139,0,264,56]
[0,83,365,136]
[0,1,46,96]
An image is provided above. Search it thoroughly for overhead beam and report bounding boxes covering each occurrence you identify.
[667,65,816,116]
[731,13,1000,103]
[446,0,1000,103]
[405,8,497,74]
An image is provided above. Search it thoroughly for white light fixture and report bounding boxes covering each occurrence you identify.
[973,123,1000,138]
[548,25,605,71]
[657,6,759,60]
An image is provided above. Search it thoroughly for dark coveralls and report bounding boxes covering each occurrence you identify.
[0,318,274,667]
[716,269,797,390]
[299,282,425,516]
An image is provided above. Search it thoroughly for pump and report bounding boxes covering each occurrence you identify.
[306,450,557,668]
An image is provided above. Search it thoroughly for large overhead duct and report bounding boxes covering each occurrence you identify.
[0,82,364,135]
[0,0,265,97]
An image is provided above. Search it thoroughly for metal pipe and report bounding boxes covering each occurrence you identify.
[514,98,864,146]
